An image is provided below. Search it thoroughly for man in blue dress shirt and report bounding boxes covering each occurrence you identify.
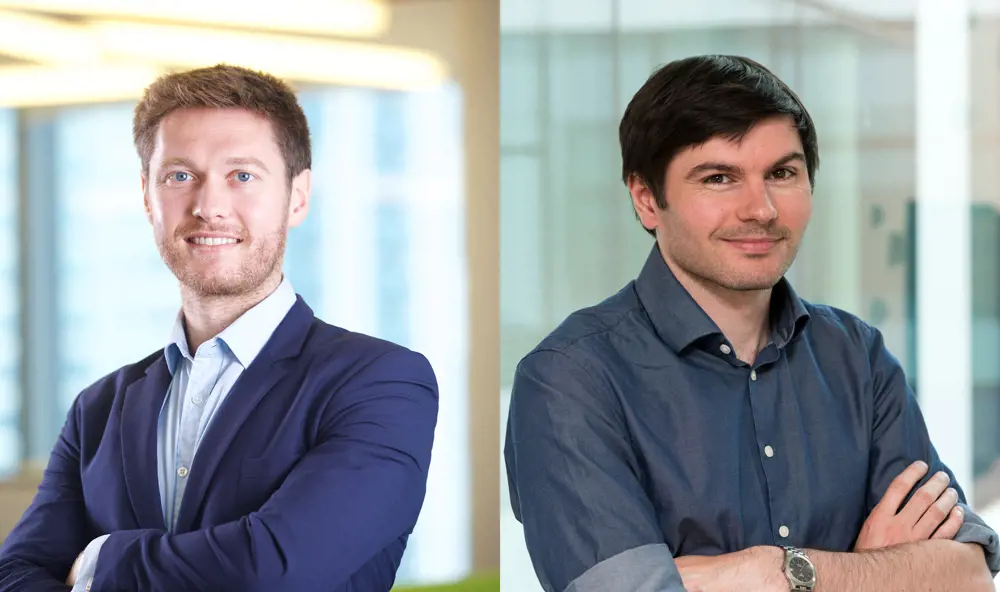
[0,64,439,592]
[505,55,998,591]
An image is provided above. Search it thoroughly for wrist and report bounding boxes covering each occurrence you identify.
[748,545,788,591]
[779,546,819,592]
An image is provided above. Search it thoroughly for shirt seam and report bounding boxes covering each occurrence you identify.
[535,304,647,356]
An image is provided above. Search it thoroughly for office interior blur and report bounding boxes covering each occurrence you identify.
[500,0,1000,588]
[0,1,499,590]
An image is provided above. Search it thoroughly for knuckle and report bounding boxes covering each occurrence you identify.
[926,505,946,522]
[914,488,936,505]
[941,496,958,511]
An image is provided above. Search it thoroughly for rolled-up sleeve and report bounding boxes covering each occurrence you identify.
[864,324,1000,575]
[953,503,1000,573]
[504,348,685,592]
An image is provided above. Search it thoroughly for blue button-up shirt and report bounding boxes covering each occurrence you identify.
[158,276,297,530]
[71,277,296,591]
[505,245,1000,592]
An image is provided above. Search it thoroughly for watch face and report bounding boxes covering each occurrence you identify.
[789,556,815,582]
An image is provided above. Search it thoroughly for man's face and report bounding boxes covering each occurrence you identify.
[143,107,310,297]
[631,116,812,292]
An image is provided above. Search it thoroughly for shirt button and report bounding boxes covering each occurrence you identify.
[191,396,203,405]
[764,445,774,458]
[177,466,189,478]
[750,370,757,381]
[719,344,732,355]
[779,525,790,538]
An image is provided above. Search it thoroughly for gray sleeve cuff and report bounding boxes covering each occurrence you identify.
[955,503,1000,576]
[563,543,686,592]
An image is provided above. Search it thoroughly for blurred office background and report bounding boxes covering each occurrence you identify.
[499,0,1000,588]
[0,1,499,589]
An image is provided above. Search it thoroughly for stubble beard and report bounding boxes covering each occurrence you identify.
[157,222,287,298]
[665,233,801,293]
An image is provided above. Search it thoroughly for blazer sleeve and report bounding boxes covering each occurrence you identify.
[0,400,91,592]
[89,347,439,592]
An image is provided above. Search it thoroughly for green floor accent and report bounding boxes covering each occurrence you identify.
[392,573,500,591]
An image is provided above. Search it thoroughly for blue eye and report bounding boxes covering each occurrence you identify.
[234,172,255,183]
[169,171,191,182]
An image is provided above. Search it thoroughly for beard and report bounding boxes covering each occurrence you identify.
[662,225,800,292]
[156,219,287,298]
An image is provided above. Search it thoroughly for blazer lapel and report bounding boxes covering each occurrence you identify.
[120,356,171,530]
[173,298,313,532]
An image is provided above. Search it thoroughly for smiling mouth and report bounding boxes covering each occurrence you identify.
[723,238,782,253]
[186,237,242,247]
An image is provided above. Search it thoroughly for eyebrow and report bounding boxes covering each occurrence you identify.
[157,156,271,173]
[159,157,196,170]
[225,157,271,173]
[684,151,807,180]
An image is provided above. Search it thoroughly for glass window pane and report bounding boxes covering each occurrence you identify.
[0,109,19,478]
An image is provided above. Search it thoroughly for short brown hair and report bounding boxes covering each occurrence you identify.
[133,64,312,183]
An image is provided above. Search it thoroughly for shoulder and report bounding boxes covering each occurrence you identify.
[801,300,882,350]
[301,318,438,397]
[798,300,897,382]
[73,349,164,408]
[513,284,646,414]
[528,282,646,364]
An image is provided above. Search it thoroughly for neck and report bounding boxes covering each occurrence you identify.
[180,272,282,354]
[662,255,771,363]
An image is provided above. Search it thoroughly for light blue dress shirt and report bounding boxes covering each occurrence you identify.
[71,277,297,591]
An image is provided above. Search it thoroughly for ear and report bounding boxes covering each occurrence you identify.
[141,173,153,225]
[287,168,311,228]
[627,173,662,232]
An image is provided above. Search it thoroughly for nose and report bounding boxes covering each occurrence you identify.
[191,177,232,220]
[736,178,778,224]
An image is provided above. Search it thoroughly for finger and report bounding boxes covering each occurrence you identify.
[898,470,951,525]
[876,461,929,516]
[931,506,965,540]
[913,486,958,539]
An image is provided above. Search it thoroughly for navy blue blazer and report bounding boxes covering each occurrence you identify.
[0,297,439,591]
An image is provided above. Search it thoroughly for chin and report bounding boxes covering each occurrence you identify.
[174,266,244,295]
[186,279,252,297]
[712,268,784,291]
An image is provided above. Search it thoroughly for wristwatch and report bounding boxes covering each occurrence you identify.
[781,546,816,591]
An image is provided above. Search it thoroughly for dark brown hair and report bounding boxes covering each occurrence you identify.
[620,55,819,236]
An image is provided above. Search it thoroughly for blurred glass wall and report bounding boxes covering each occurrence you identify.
[499,0,1000,589]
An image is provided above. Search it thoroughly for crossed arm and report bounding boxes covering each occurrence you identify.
[505,340,999,592]
[675,541,989,592]
[0,349,439,592]
[669,325,1000,591]
[673,461,995,591]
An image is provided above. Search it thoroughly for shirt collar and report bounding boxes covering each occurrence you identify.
[634,244,810,354]
[164,276,298,373]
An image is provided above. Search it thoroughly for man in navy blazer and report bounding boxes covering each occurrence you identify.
[0,65,439,592]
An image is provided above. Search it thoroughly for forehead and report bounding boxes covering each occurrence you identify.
[150,108,282,167]
[675,116,803,166]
